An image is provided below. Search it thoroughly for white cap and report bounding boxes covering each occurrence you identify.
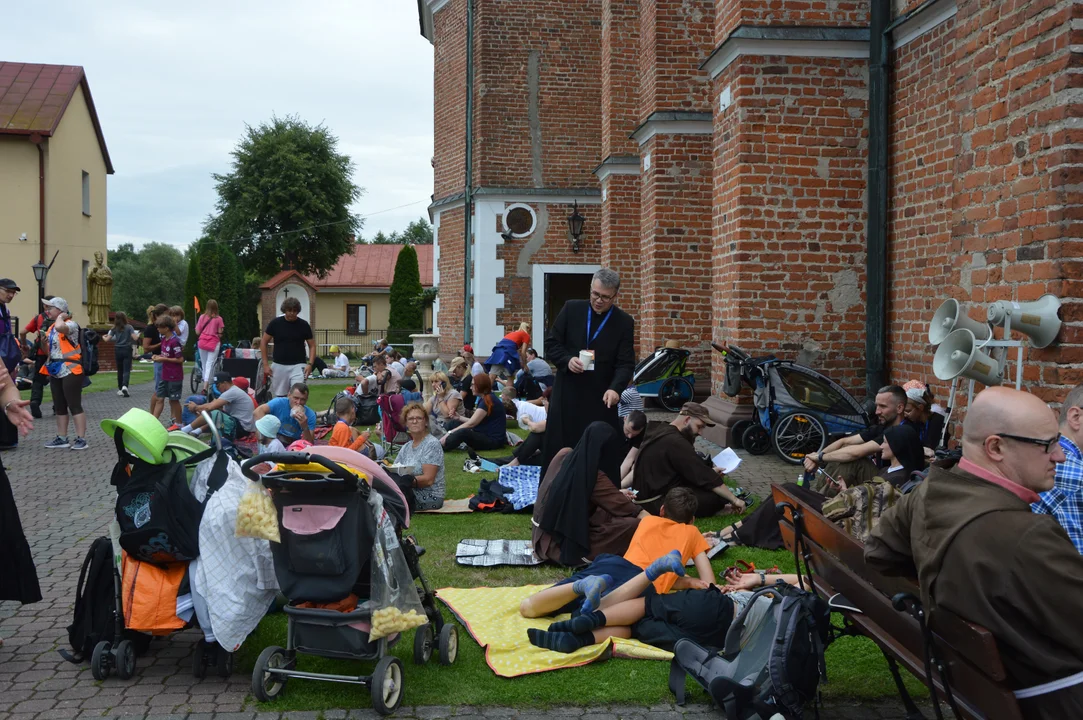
[255,414,281,438]
[42,297,70,314]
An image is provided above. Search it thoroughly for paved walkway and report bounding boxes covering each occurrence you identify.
[0,382,926,719]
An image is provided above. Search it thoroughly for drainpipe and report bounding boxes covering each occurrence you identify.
[865,0,889,396]
[462,0,475,345]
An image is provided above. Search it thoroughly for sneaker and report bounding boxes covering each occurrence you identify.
[117,389,125,396]
[463,458,481,473]
[45,436,70,449]
[167,424,181,432]
[121,386,130,398]
[70,437,88,451]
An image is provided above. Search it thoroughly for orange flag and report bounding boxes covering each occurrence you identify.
[193,297,201,313]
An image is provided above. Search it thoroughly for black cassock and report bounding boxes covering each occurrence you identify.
[542,299,635,471]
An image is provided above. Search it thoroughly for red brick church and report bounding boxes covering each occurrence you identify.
[415,0,1082,421]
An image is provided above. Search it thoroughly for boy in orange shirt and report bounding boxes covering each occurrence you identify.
[329,395,371,452]
[519,487,714,620]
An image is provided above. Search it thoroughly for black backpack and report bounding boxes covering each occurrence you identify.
[668,583,831,719]
[111,430,226,565]
[80,327,100,376]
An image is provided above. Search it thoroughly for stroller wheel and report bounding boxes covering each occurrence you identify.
[371,656,404,715]
[193,638,209,679]
[741,424,771,455]
[91,640,112,681]
[657,377,694,413]
[252,646,289,702]
[729,420,752,450]
[438,623,459,666]
[771,411,827,466]
[413,624,434,665]
[115,639,137,680]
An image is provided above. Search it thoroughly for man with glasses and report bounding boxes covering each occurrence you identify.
[866,387,1083,718]
[542,268,636,471]
[1033,383,1083,554]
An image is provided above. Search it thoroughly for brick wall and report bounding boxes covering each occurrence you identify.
[433,0,468,199]
[714,0,870,45]
[639,0,714,117]
[600,174,643,319]
[435,206,465,355]
[710,56,870,396]
[602,0,641,158]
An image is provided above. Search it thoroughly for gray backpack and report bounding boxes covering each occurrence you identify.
[668,583,830,719]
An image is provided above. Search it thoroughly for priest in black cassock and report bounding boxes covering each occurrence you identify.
[542,268,636,471]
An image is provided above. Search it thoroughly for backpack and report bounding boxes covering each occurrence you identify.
[80,327,100,376]
[59,537,115,663]
[668,583,831,719]
[111,430,227,565]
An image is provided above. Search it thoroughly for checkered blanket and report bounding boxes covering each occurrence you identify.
[496,465,542,510]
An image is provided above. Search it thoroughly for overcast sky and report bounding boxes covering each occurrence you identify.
[2,1,435,251]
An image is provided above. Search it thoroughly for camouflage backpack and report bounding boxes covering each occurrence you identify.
[821,478,904,543]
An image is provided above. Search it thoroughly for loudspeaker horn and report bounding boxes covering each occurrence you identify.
[987,294,1062,349]
[933,329,1003,386]
[928,299,992,345]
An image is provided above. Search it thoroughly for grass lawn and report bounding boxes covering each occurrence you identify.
[240,381,926,709]
[18,364,157,401]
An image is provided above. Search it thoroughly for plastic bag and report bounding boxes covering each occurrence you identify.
[235,479,281,543]
[367,491,427,640]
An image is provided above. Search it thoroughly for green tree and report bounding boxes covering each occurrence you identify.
[110,242,188,320]
[369,230,398,244]
[183,252,204,360]
[401,217,433,244]
[387,245,423,346]
[188,239,246,345]
[205,115,363,278]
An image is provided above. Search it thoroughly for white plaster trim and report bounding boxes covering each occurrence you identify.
[594,163,641,182]
[432,209,441,335]
[632,120,714,146]
[482,193,602,206]
[473,200,506,355]
[419,0,449,43]
[703,38,869,79]
[532,263,601,361]
[892,0,957,49]
[502,203,538,238]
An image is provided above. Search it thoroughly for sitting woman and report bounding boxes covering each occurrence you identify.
[448,357,474,413]
[394,401,446,511]
[425,371,464,436]
[533,422,648,566]
[902,380,945,452]
[439,373,507,453]
[718,424,925,549]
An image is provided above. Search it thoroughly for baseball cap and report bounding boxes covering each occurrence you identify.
[213,371,233,385]
[679,402,716,427]
[255,414,282,439]
[0,278,20,292]
[462,344,474,354]
[42,297,69,314]
[330,344,340,354]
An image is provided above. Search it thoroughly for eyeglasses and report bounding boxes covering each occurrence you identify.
[590,290,616,302]
[995,432,1062,453]
[406,415,426,423]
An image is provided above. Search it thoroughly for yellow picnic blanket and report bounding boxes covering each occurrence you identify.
[436,584,672,677]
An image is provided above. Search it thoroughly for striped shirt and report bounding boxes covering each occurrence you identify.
[618,386,644,417]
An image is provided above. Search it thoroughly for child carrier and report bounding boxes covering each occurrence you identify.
[632,345,696,412]
[242,449,458,715]
[668,582,831,719]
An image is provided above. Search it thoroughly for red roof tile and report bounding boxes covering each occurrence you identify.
[260,244,434,290]
[0,62,114,174]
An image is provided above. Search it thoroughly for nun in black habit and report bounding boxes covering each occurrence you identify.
[541,270,636,472]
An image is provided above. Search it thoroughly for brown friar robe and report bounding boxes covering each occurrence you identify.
[532,448,642,566]
[630,423,729,516]
[865,464,1083,719]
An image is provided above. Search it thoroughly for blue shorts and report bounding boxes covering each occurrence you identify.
[153,362,162,384]
[552,554,654,616]
[156,380,182,401]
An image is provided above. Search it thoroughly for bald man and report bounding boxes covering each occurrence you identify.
[865,387,1083,718]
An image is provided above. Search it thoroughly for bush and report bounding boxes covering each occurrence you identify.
[388,245,423,346]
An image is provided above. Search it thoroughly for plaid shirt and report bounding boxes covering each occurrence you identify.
[1033,436,1083,555]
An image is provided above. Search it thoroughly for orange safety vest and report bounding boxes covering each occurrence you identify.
[39,326,83,376]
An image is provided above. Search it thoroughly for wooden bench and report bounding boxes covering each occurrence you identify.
[771,483,1023,720]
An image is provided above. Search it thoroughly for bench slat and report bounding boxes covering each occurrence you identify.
[770,484,1006,678]
[778,522,1024,720]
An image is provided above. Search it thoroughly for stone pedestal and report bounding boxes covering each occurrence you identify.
[410,333,440,401]
[97,338,117,373]
[699,396,754,449]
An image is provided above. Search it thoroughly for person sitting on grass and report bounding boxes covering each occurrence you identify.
[180,371,256,439]
[253,383,317,445]
[425,371,464,435]
[499,385,547,467]
[532,422,649,566]
[527,554,803,654]
[329,395,372,452]
[439,373,507,453]
[393,401,446,511]
[255,414,287,454]
[356,354,401,396]
[523,487,713,619]
[323,345,353,378]
[619,409,648,487]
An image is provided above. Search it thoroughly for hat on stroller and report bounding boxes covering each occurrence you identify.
[101,408,169,464]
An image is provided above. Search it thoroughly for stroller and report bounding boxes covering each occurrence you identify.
[242,450,457,715]
[633,345,696,411]
[376,393,409,458]
[715,342,872,465]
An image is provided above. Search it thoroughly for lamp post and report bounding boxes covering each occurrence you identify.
[31,260,48,302]
[567,200,586,253]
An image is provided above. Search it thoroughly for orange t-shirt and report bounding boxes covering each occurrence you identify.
[623,515,710,594]
[329,421,369,452]
[504,330,530,348]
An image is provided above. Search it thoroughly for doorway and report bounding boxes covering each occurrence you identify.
[532,264,599,359]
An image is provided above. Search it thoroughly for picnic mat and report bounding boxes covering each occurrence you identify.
[455,539,543,567]
[416,497,474,514]
[436,584,672,677]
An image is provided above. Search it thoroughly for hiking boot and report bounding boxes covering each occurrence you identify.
[70,437,88,451]
[45,436,70,449]
[29,404,42,419]
[121,386,130,397]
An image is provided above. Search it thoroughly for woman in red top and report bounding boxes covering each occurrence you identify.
[486,322,531,379]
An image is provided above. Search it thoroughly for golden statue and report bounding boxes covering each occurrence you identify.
[87,251,113,327]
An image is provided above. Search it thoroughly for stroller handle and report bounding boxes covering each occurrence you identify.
[240,451,360,485]
[712,342,748,361]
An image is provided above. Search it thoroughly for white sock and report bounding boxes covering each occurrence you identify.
[181,424,193,434]
[191,428,203,436]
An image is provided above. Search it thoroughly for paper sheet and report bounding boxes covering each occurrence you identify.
[712,447,742,473]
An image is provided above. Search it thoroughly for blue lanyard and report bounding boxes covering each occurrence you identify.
[586,307,614,348]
